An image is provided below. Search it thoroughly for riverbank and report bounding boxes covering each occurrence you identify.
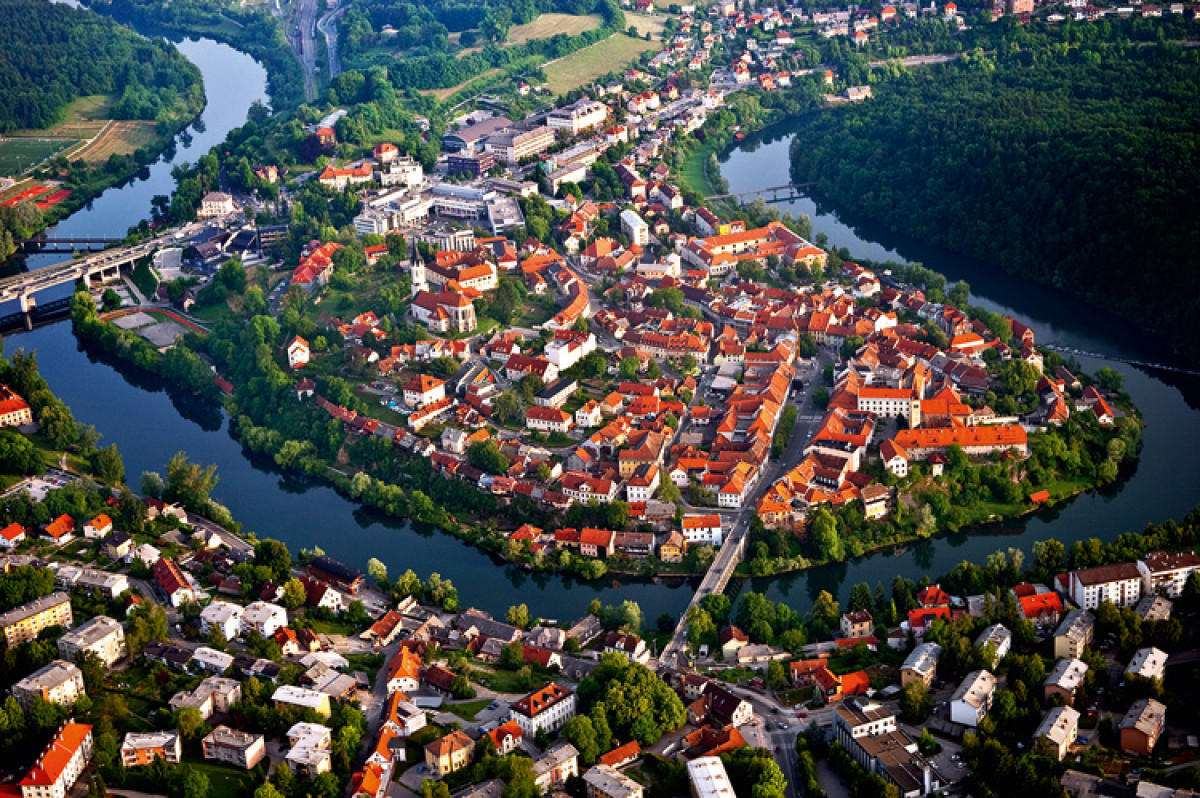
[81,0,307,111]
[0,1,207,253]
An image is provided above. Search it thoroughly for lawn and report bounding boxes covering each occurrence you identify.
[677,138,723,200]
[543,34,661,95]
[177,759,260,798]
[507,13,603,45]
[0,138,75,176]
[14,95,111,138]
[445,698,492,721]
[469,666,544,694]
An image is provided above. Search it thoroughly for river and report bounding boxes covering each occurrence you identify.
[4,55,1200,623]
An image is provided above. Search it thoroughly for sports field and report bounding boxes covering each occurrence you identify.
[543,34,661,95]
[0,138,75,176]
[507,13,603,45]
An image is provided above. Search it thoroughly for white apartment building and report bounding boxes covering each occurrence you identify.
[856,387,916,420]
[974,624,1011,668]
[200,601,245,641]
[547,99,609,135]
[1069,563,1142,609]
[949,670,996,728]
[510,683,577,737]
[1035,706,1080,761]
[1137,551,1200,598]
[17,722,93,798]
[13,660,85,709]
[242,601,288,638]
[620,209,649,246]
[57,615,127,668]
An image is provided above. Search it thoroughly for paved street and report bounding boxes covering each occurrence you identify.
[659,352,830,669]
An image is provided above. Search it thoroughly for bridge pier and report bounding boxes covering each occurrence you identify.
[18,292,35,314]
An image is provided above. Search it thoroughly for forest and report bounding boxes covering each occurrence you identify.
[788,26,1200,353]
[0,0,202,133]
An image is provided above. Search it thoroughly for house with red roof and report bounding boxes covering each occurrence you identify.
[42,515,75,545]
[0,522,26,549]
[16,722,93,798]
[487,720,524,755]
[1019,592,1063,626]
[916,584,952,608]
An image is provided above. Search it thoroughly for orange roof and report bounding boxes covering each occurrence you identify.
[1,522,26,541]
[387,646,422,684]
[682,515,721,529]
[1020,592,1062,619]
[88,513,112,530]
[859,387,912,400]
[840,670,870,696]
[20,723,92,786]
[599,740,641,767]
[1029,490,1050,504]
[487,720,524,748]
[44,514,74,539]
[893,425,1027,450]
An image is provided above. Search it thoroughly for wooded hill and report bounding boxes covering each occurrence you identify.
[0,0,202,133]
[789,27,1200,354]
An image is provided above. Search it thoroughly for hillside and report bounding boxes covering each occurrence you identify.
[789,37,1200,355]
[0,0,202,134]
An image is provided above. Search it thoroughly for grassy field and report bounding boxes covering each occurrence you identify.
[73,121,161,163]
[508,13,603,45]
[623,12,667,37]
[178,760,260,798]
[0,138,75,176]
[543,34,661,95]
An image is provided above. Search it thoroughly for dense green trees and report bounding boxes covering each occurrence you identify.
[576,653,687,746]
[790,27,1200,349]
[0,0,202,132]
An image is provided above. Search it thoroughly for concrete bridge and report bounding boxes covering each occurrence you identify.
[0,226,192,312]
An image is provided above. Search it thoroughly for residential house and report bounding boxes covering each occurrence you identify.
[121,731,181,767]
[1119,698,1166,755]
[901,643,941,687]
[1044,658,1088,706]
[974,624,1012,668]
[1126,647,1167,683]
[533,743,580,793]
[1054,610,1096,659]
[425,730,474,777]
[13,660,85,709]
[584,764,644,798]
[202,726,266,769]
[841,611,874,640]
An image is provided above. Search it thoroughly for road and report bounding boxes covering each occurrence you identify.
[658,352,830,668]
[317,5,343,80]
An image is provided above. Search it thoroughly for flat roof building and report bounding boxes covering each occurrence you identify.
[0,591,72,647]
